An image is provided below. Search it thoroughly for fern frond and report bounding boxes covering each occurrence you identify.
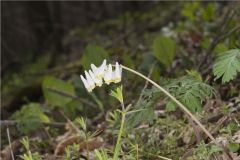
[164,76,214,112]
[213,49,240,83]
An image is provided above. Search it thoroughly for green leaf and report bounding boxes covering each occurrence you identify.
[110,86,123,103]
[209,145,223,155]
[11,103,49,134]
[153,35,176,66]
[213,49,240,83]
[165,101,176,112]
[181,2,200,21]
[202,3,216,21]
[126,88,156,128]
[42,76,75,107]
[80,44,109,69]
[228,143,239,152]
[214,43,228,55]
[186,70,203,82]
[164,76,214,113]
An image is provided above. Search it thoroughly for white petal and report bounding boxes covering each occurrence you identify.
[85,71,95,89]
[80,75,92,92]
[91,64,98,73]
[113,62,122,83]
[115,62,120,76]
[108,64,112,73]
[103,64,113,84]
[89,70,102,86]
[101,59,106,69]
[80,75,88,87]
[99,59,107,77]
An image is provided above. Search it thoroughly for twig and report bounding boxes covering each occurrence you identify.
[141,150,172,160]
[217,24,240,42]
[6,128,15,160]
[198,6,236,69]
[29,63,82,76]
[59,111,82,135]
[1,120,65,128]
[201,104,240,124]
[187,116,202,144]
[137,62,156,102]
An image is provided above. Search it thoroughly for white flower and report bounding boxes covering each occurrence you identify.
[91,59,107,79]
[80,71,95,92]
[89,70,103,87]
[112,62,122,83]
[80,75,93,92]
[85,71,95,89]
[103,64,113,84]
[80,60,122,92]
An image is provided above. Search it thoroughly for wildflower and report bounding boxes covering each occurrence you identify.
[91,59,106,79]
[89,70,103,87]
[80,60,122,92]
[112,62,122,83]
[80,71,95,92]
[103,64,113,84]
[80,75,92,92]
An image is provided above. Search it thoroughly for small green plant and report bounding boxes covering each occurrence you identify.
[20,137,42,160]
[74,116,102,159]
[191,142,223,160]
[62,144,80,160]
[11,103,49,134]
[95,149,112,160]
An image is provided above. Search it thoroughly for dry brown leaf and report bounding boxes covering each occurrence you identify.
[54,135,103,156]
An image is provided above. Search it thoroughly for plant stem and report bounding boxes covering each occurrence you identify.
[6,128,15,160]
[86,135,89,160]
[113,111,126,160]
[136,144,139,160]
[121,65,216,141]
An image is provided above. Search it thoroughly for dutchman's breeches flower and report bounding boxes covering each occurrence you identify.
[103,64,113,84]
[113,62,122,83]
[80,59,122,92]
[91,59,106,79]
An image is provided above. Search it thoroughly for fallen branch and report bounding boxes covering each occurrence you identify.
[0,120,65,128]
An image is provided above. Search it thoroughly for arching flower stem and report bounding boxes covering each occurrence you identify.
[120,65,216,142]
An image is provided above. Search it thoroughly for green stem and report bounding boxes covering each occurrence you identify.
[121,65,216,142]
[113,111,126,160]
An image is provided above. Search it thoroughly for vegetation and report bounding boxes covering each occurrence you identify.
[1,2,240,160]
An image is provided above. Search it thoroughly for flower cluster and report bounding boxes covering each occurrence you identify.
[80,59,122,92]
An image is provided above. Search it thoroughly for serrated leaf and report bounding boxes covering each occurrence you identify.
[165,101,176,112]
[126,99,155,129]
[126,88,156,129]
[153,35,176,66]
[164,76,214,113]
[42,76,75,107]
[213,49,240,83]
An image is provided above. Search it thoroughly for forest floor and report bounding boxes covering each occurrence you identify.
[1,2,240,160]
